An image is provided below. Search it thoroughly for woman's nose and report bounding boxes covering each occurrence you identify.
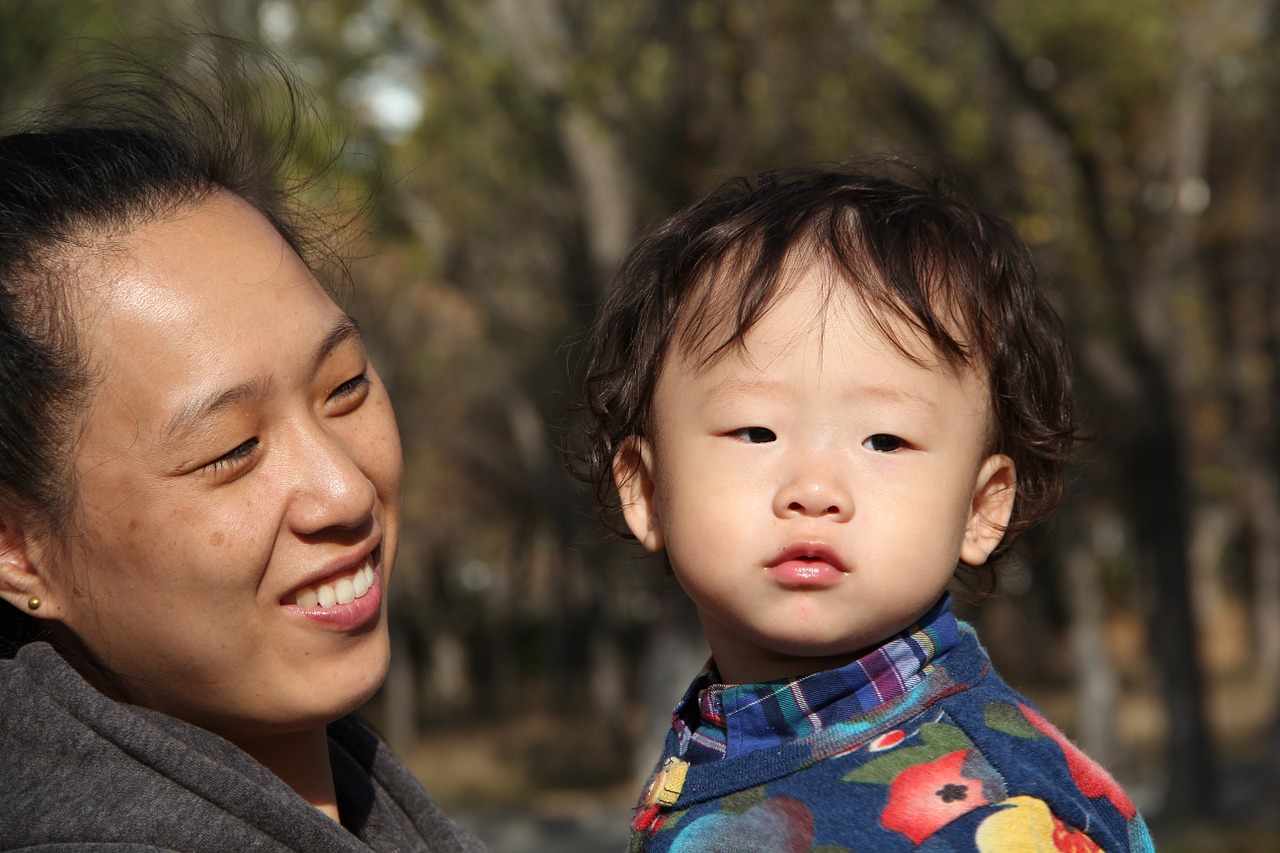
[772,462,853,521]
[288,424,377,535]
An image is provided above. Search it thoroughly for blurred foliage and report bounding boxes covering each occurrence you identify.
[6,0,1280,840]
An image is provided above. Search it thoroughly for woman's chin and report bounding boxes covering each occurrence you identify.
[215,632,394,740]
[318,631,392,720]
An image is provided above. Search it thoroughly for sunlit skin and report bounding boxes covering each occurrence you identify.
[11,191,403,818]
[615,264,1015,685]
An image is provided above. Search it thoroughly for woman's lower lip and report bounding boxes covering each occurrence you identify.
[768,560,845,588]
[284,569,383,630]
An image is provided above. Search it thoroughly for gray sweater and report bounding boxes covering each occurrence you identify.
[0,642,488,852]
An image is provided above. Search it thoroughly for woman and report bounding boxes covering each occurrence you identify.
[0,48,485,851]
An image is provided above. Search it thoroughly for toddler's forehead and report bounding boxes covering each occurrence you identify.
[670,270,976,382]
[652,276,997,446]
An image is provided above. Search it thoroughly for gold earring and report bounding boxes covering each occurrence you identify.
[26,596,41,611]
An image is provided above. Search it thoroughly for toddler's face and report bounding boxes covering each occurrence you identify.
[615,264,1014,684]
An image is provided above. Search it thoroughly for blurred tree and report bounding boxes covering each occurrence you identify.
[11,0,1280,832]
[949,0,1219,817]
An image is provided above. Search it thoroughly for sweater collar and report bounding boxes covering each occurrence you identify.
[673,595,960,763]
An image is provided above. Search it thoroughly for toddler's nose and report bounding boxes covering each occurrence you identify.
[773,472,852,521]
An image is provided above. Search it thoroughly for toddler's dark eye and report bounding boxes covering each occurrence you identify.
[732,427,777,443]
[863,433,905,452]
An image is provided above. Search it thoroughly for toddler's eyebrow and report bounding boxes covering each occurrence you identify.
[855,384,940,414]
[704,375,790,403]
[704,375,939,413]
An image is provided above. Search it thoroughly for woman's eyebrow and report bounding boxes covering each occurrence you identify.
[162,315,363,441]
[312,314,363,373]
[162,378,270,441]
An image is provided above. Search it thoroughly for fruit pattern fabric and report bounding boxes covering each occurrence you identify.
[629,603,1155,853]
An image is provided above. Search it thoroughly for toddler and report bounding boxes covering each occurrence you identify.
[578,165,1155,852]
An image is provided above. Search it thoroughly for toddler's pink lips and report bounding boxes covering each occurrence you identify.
[766,543,848,588]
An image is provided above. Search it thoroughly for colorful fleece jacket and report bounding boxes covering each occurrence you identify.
[629,599,1156,852]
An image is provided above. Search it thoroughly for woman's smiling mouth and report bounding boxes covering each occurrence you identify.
[292,558,377,610]
[281,552,385,632]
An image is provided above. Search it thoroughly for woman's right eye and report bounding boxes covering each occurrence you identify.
[729,426,777,444]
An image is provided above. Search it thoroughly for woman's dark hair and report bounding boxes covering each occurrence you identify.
[0,38,349,653]
[574,162,1077,569]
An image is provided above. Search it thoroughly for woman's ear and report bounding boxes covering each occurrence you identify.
[960,454,1016,567]
[0,514,61,619]
[613,436,664,553]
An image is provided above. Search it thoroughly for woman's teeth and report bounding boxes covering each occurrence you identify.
[294,562,376,610]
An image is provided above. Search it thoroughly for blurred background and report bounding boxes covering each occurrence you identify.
[5,1,1280,849]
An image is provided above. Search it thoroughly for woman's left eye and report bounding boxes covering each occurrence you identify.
[863,433,906,452]
[329,372,370,404]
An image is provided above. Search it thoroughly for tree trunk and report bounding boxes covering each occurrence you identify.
[1060,509,1118,766]
[1123,366,1215,817]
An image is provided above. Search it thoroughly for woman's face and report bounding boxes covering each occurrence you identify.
[39,191,402,744]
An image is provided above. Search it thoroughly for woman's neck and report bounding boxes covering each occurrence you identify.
[236,726,340,822]
[49,636,343,821]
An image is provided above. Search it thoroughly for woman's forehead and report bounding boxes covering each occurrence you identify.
[69,192,344,415]
[76,193,319,318]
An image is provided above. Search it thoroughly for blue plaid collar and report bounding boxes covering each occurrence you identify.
[672,596,960,763]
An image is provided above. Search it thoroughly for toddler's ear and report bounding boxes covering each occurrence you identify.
[613,436,664,553]
[960,454,1016,566]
